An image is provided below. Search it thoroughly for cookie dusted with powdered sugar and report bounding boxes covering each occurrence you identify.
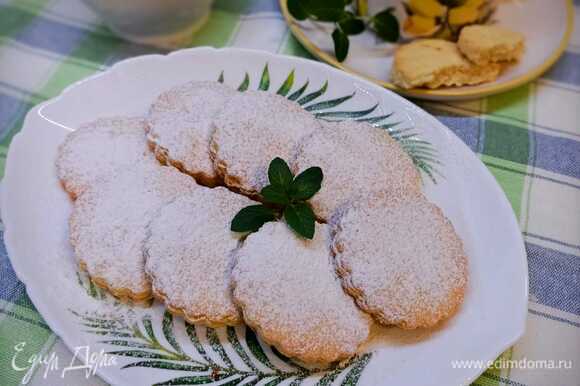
[145,187,254,327]
[210,90,321,196]
[232,222,370,364]
[292,120,421,221]
[69,164,198,301]
[331,195,468,329]
[56,117,151,199]
[147,81,236,186]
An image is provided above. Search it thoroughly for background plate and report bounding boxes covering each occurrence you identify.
[280,0,574,101]
[1,47,527,386]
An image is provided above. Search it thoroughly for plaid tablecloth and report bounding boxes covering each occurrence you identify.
[0,0,578,385]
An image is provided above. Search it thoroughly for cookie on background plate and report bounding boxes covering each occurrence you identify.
[147,81,236,186]
[331,194,468,329]
[145,187,254,327]
[232,221,370,364]
[391,39,501,89]
[56,116,151,199]
[458,25,525,65]
[292,120,421,222]
[210,90,321,196]
[69,164,198,301]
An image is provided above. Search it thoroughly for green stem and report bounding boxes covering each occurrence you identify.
[134,326,205,365]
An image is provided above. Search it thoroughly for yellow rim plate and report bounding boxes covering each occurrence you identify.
[279,0,574,101]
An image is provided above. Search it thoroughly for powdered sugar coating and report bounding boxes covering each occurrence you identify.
[211,90,321,195]
[69,164,198,300]
[145,187,254,326]
[56,117,151,199]
[292,120,421,221]
[148,81,236,185]
[232,222,370,364]
[332,195,468,329]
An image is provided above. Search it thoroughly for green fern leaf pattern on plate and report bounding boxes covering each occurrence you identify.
[258,64,271,91]
[287,79,310,101]
[237,73,250,92]
[297,80,328,106]
[276,69,295,96]
[76,271,106,300]
[74,310,373,386]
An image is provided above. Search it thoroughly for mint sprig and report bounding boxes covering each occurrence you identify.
[231,157,323,239]
[287,0,399,62]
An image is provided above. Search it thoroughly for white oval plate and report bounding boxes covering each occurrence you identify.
[280,0,574,101]
[1,47,527,386]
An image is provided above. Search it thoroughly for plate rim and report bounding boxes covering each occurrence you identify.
[0,46,529,386]
[279,0,575,100]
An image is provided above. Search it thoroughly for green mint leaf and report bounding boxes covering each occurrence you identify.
[284,203,316,239]
[261,185,289,205]
[289,166,323,201]
[231,205,276,233]
[332,27,350,62]
[372,8,400,42]
[287,0,309,20]
[268,157,294,188]
[339,14,365,35]
[304,0,346,22]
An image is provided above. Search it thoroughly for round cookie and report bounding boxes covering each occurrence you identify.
[56,117,150,199]
[458,25,525,65]
[232,222,370,364]
[331,195,468,329]
[391,39,501,89]
[292,120,422,221]
[69,164,198,301]
[147,81,236,186]
[145,187,254,327]
[210,90,321,196]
